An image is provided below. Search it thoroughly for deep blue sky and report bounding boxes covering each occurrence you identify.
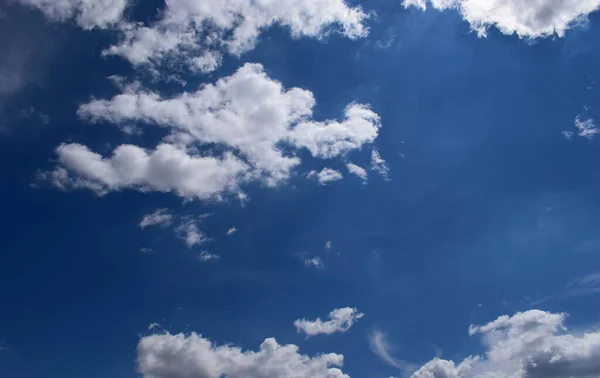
[1,1,600,378]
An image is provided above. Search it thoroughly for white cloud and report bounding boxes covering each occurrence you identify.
[325,240,333,250]
[305,257,324,269]
[148,323,160,331]
[227,227,237,235]
[198,251,220,261]
[175,219,208,248]
[371,149,390,180]
[369,329,410,370]
[410,309,600,378]
[140,208,172,229]
[309,168,344,185]
[294,307,364,337]
[403,0,600,39]
[16,0,128,29]
[346,162,368,181]
[574,115,599,139]
[103,0,368,71]
[562,130,575,140]
[47,64,381,199]
[137,333,350,378]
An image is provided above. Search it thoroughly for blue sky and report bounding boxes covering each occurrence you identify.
[1,1,600,377]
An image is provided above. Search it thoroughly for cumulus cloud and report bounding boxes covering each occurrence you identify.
[226,227,237,235]
[403,0,600,39]
[309,168,344,185]
[16,0,128,29]
[410,309,600,378]
[137,333,350,378]
[346,162,368,181]
[140,208,172,229]
[103,0,368,71]
[371,149,390,180]
[47,64,381,200]
[294,307,364,337]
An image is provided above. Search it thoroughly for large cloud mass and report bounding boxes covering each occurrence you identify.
[411,310,600,378]
[47,63,381,199]
[403,0,600,39]
[137,333,350,378]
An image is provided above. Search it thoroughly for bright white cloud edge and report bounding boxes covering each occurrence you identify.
[137,333,350,378]
[403,0,600,40]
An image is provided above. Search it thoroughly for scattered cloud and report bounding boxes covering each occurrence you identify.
[139,208,172,229]
[227,227,237,235]
[369,329,411,370]
[294,307,364,337]
[45,63,381,200]
[309,168,344,185]
[137,333,350,378]
[574,115,599,139]
[175,219,208,248]
[305,257,325,269]
[140,247,156,254]
[346,162,368,181]
[102,0,368,73]
[325,240,333,250]
[562,130,575,140]
[198,251,220,262]
[16,0,128,29]
[148,323,160,331]
[371,149,390,180]
[410,309,600,378]
[403,0,600,40]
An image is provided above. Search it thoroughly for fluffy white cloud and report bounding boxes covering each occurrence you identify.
[226,227,237,235]
[137,333,350,378]
[371,149,390,180]
[294,307,364,337]
[48,64,381,199]
[309,168,344,185]
[104,0,368,70]
[403,0,600,39]
[410,309,600,378]
[140,208,172,229]
[346,162,368,181]
[51,142,248,200]
[16,0,128,29]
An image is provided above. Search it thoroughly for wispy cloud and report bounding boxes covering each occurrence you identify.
[575,116,599,139]
[140,209,172,229]
[226,227,237,235]
[532,272,600,305]
[294,307,364,337]
[368,329,412,370]
[198,251,220,262]
[371,149,390,181]
[304,257,324,269]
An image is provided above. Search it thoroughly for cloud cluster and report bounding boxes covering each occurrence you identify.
[410,309,600,378]
[309,168,344,185]
[48,63,381,200]
[104,0,368,71]
[403,0,600,39]
[137,333,350,378]
[139,209,209,248]
[294,307,364,336]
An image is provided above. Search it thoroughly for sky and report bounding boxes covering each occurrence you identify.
[1,0,600,377]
